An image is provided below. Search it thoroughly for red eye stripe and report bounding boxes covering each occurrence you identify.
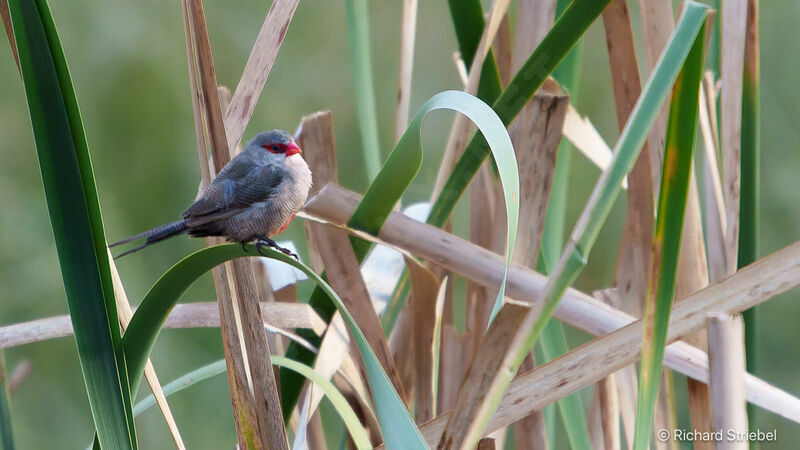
[260,143,287,154]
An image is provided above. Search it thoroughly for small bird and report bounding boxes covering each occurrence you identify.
[110,129,312,259]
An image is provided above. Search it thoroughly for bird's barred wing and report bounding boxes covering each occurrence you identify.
[182,162,284,220]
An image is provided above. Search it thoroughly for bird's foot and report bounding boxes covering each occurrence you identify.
[241,242,249,252]
[253,235,299,260]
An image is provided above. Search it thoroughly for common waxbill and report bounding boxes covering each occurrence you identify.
[111,129,312,258]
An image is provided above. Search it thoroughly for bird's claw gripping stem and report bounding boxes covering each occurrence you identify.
[253,236,299,260]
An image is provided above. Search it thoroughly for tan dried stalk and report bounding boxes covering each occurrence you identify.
[224,0,300,152]
[186,0,289,447]
[394,0,417,142]
[707,313,748,450]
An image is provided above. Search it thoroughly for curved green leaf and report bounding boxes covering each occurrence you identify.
[133,357,371,450]
[7,0,135,447]
[283,90,521,412]
[123,245,427,449]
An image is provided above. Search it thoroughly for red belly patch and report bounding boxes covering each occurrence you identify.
[276,213,295,234]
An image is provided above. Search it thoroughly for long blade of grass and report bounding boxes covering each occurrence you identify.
[123,245,428,449]
[133,357,371,450]
[739,0,759,427]
[434,5,708,447]
[344,0,381,180]
[282,90,520,415]
[7,1,135,447]
[633,18,706,449]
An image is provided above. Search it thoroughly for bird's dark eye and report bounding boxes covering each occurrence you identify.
[271,145,280,151]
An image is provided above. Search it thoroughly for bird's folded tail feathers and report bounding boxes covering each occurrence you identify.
[110,219,189,258]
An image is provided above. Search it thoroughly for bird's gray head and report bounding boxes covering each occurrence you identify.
[247,129,302,158]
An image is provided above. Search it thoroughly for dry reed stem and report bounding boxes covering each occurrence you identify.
[594,289,637,448]
[407,240,800,446]
[187,1,286,446]
[228,259,289,449]
[438,302,531,449]
[431,0,511,200]
[409,263,444,423]
[394,0,418,142]
[699,76,728,283]
[599,375,621,450]
[180,0,212,188]
[305,185,800,423]
[297,111,337,274]
[304,313,350,418]
[509,3,557,446]
[108,250,184,449]
[493,13,512,86]
[224,0,300,152]
[0,301,324,351]
[720,0,748,274]
[0,0,18,72]
[602,1,649,444]
[437,324,470,414]
[562,105,618,184]
[637,0,673,182]
[452,52,468,86]
[309,223,408,404]
[477,438,496,450]
[511,93,568,265]
[707,313,748,450]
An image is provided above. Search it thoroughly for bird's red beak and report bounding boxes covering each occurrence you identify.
[286,142,302,156]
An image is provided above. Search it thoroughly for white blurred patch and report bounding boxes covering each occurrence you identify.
[258,241,307,291]
[361,202,431,312]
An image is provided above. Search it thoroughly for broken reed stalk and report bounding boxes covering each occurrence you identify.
[602,0,650,445]
[707,313,748,450]
[509,1,558,446]
[303,184,800,423]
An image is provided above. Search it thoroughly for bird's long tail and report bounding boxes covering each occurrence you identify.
[109,219,189,258]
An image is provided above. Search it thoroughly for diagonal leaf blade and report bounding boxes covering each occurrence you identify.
[634,17,707,450]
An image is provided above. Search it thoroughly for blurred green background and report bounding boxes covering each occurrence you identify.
[0,0,798,447]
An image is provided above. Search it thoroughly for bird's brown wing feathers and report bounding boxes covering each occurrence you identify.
[182,162,284,221]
